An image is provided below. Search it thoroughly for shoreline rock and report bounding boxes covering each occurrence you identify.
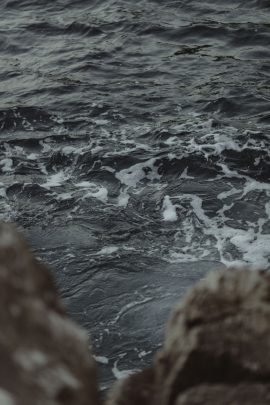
[0,222,100,405]
[108,268,270,405]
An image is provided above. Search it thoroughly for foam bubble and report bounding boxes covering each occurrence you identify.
[115,158,160,187]
[117,188,130,207]
[76,182,108,203]
[97,246,119,255]
[42,171,68,189]
[112,354,139,380]
[0,158,13,172]
[112,361,135,380]
[94,355,109,365]
[162,196,178,222]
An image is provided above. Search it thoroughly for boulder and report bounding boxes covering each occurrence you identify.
[0,222,100,405]
[174,384,270,405]
[108,268,270,405]
[154,268,270,405]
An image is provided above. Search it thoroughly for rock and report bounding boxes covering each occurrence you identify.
[174,384,270,405]
[154,268,270,405]
[106,368,155,405]
[0,222,100,405]
[107,268,270,405]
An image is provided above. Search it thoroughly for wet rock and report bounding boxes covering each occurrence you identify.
[0,222,100,405]
[108,268,270,405]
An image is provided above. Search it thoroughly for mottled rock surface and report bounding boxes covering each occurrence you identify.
[0,222,100,405]
[108,268,270,405]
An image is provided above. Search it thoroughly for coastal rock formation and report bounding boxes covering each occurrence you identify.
[0,222,100,405]
[108,268,270,405]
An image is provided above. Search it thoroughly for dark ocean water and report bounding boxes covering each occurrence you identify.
[0,0,270,389]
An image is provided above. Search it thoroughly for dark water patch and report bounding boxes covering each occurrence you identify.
[226,199,267,223]
[223,149,270,182]
[46,151,75,171]
[25,21,103,37]
[240,48,270,61]
[28,224,100,250]
[0,106,59,132]
[157,156,220,179]
[239,0,270,8]
[13,161,41,175]
[6,183,49,200]
[257,112,270,123]
[173,44,211,55]
[202,94,270,118]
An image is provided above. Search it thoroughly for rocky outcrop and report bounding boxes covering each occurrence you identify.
[108,268,270,405]
[0,222,100,405]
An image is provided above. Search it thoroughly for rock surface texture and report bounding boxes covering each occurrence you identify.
[0,222,100,405]
[108,268,270,405]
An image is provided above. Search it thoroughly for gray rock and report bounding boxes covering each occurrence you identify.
[155,268,270,405]
[108,268,270,405]
[0,222,100,405]
[174,384,270,405]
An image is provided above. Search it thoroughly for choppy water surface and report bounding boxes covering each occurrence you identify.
[1,0,270,388]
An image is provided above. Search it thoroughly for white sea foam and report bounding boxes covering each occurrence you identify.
[0,184,6,198]
[62,145,82,155]
[162,195,178,222]
[168,190,270,269]
[76,182,108,203]
[230,232,270,269]
[93,355,109,365]
[27,153,38,160]
[138,350,152,359]
[42,171,68,188]
[111,119,269,268]
[180,167,194,179]
[0,158,13,172]
[56,192,73,201]
[115,158,160,187]
[97,246,119,255]
[112,360,136,380]
[111,297,153,325]
[1,113,269,270]
[217,187,240,200]
[117,188,130,207]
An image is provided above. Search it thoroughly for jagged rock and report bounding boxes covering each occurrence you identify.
[0,222,100,405]
[107,268,270,405]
